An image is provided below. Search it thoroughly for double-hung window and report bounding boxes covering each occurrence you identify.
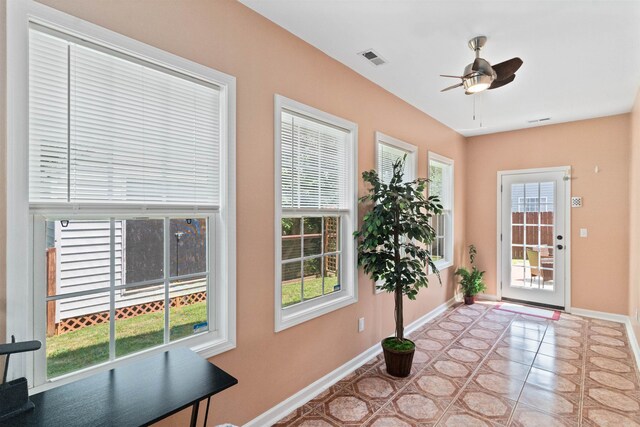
[16,11,236,389]
[428,152,454,270]
[374,132,418,293]
[376,132,418,185]
[275,95,358,332]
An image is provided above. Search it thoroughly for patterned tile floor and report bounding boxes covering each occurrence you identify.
[273,301,640,426]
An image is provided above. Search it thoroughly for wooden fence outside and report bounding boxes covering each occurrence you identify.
[46,247,206,336]
[48,291,206,336]
[511,212,554,259]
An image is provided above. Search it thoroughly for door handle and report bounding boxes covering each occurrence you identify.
[557,244,564,250]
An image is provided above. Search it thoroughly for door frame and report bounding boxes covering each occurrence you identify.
[496,166,572,312]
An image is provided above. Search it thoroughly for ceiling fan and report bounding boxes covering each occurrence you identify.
[440,36,522,95]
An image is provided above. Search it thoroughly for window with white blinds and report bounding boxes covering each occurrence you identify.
[18,14,235,389]
[378,143,406,183]
[429,153,454,269]
[375,133,417,184]
[29,26,221,207]
[275,96,358,332]
[280,110,350,210]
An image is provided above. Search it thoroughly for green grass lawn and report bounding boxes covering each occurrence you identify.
[282,276,339,307]
[47,301,207,378]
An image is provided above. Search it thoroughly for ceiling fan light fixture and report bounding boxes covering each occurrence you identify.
[439,36,522,94]
[463,73,492,93]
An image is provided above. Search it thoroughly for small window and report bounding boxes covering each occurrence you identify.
[375,132,417,184]
[429,152,454,270]
[275,95,358,332]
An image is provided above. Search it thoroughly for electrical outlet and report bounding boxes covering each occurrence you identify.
[358,317,365,332]
[580,228,588,238]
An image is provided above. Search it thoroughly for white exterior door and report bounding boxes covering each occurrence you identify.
[500,169,569,309]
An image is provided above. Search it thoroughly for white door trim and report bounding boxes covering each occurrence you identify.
[496,166,572,311]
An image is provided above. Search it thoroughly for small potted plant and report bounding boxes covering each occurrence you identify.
[354,157,442,377]
[455,245,486,305]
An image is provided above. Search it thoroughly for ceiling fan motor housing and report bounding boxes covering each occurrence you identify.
[463,58,496,92]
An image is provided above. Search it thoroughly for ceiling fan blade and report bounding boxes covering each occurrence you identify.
[440,74,463,79]
[488,73,516,89]
[440,82,464,92]
[492,57,523,81]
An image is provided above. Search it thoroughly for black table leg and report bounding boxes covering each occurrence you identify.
[190,401,200,427]
[203,397,211,426]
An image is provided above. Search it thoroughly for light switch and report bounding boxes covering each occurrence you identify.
[580,228,588,238]
[358,317,365,332]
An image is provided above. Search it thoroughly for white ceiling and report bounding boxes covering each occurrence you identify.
[239,0,640,136]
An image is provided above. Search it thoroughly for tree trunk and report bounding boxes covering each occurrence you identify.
[395,283,403,341]
[394,208,403,341]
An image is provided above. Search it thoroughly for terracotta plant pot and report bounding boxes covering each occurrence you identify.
[464,295,475,305]
[382,338,415,378]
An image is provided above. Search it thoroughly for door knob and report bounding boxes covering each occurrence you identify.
[557,244,564,250]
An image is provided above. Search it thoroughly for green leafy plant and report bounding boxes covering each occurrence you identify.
[455,245,487,297]
[354,157,442,347]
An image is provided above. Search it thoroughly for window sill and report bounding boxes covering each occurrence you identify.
[434,260,453,272]
[276,292,357,332]
[29,332,235,395]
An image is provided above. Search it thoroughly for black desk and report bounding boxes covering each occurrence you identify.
[3,348,238,427]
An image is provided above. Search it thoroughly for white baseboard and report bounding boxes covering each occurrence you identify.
[243,340,381,427]
[570,307,629,323]
[477,294,500,302]
[626,321,640,373]
[570,307,640,372]
[404,297,457,336]
[243,297,456,427]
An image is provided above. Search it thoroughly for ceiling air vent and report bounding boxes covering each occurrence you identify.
[527,117,551,124]
[359,49,386,66]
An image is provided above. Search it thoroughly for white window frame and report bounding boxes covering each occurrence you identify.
[428,152,454,271]
[375,132,418,185]
[374,132,418,294]
[7,0,236,392]
[274,95,358,332]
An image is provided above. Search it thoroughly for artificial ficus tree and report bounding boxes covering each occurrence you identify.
[354,157,443,343]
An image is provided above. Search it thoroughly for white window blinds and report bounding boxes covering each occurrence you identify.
[280,110,350,210]
[29,27,221,207]
[377,143,409,184]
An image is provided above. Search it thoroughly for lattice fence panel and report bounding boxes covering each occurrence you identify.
[325,217,338,273]
[56,291,206,335]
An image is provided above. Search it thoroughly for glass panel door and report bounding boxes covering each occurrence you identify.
[509,182,555,290]
[501,170,567,308]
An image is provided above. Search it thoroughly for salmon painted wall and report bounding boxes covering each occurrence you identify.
[2,0,466,424]
[629,90,640,339]
[466,114,631,315]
